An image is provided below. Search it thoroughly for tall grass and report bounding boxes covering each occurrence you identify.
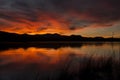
[32,45,120,80]
[34,55,120,80]
[57,55,120,80]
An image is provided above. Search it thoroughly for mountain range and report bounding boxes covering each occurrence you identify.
[0,31,120,42]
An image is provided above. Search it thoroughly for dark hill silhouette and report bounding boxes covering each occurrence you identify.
[0,31,120,42]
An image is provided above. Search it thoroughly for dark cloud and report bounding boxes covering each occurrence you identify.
[0,0,120,32]
[52,0,120,22]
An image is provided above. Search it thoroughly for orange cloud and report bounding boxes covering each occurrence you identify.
[0,0,120,36]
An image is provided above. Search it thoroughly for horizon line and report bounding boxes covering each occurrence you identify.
[0,30,120,38]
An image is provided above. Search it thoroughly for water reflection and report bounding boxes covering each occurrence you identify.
[0,42,120,80]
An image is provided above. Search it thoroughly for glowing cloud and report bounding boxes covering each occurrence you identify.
[0,0,120,36]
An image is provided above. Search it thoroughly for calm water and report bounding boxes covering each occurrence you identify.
[0,42,120,80]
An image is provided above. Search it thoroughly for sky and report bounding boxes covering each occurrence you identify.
[0,0,120,37]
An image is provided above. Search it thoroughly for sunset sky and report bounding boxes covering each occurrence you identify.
[0,0,120,37]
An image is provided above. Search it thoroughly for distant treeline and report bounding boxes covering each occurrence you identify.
[0,31,120,42]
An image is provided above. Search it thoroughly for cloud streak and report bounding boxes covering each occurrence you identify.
[0,0,120,34]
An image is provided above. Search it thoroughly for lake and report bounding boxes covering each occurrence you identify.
[0,42,120,80]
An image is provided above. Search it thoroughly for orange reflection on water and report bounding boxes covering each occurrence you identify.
[0,47,82,70]
[0,43,120,71]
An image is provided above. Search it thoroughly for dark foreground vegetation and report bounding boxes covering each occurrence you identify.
[34,55,120,80]
[0,31,120,42]
[57,56,120,80]
[8,55,119,80]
